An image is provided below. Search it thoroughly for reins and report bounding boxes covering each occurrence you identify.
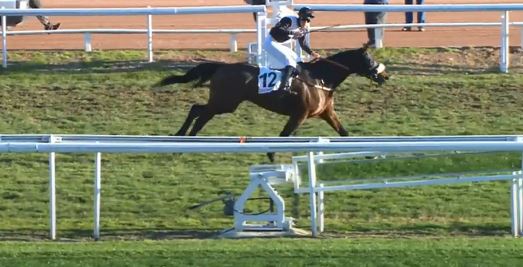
[293,76,331,91]
[290,57,351,92]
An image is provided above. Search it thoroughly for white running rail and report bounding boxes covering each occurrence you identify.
[2,4,523,71]
[1,134,523,239]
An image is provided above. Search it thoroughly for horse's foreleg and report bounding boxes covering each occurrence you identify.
[267,114,307,162]
[175,104,205,136]
[320,109,349,136]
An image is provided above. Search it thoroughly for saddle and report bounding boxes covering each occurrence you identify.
[257,64,328,95]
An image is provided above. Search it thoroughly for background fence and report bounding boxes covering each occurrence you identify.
[2,4,523,71]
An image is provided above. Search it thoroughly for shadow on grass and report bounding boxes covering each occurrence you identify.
[0,59,221,75]
[0,228,223,241]
[335,222,510,238]
[0,222,512,241]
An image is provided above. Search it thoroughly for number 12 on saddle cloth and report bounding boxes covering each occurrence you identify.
[258,67,291,94]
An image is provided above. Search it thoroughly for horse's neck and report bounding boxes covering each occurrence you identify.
[304,61,351,89]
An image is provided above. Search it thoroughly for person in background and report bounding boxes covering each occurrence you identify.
[264,7,320,93]
[244,0,266,22]
[29,0,60,30]
[363,0,388,48]
[402,0,425,32]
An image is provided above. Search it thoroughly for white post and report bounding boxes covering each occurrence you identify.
[307,152,318,237]
[48,137,57,240]
[318,183,324,233]
[518,137,523,236]
[374,26,384,49]
[519,147,523,236]
[518,173,523,236]
[147,7,153,63]
[500,11,509,73]
[93,152,102,240]
[1,7,7,69]
[520,26,523,50]
[316,137,329,164]
[229,33,238,53]
[512,175,519,237]
[84,33,92,52]
[256,11,266,65]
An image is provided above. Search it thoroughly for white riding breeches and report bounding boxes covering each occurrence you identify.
[263,35,298,69]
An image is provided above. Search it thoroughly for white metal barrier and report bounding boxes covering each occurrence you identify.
[1,4,523,71]
[1,134,523,239]
[291,4,523,73]
[0,5,267,68]
[290,137,523,237]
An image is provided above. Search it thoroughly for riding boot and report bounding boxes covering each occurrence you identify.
[277,65,297,92]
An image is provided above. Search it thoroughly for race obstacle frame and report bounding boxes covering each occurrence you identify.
[290,136,523,237]
[1,134,523,239]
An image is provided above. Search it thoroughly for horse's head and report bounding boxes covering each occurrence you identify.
[327,44,389,85]
[358,44,389,85]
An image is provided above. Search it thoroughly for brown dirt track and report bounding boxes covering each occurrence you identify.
[7,0,523,51]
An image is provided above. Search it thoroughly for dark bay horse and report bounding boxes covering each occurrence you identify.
[157,45,389,161]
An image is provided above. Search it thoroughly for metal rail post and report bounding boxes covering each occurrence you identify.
[147,6,153,63]
[500,11,510,73]
[307,152,318,237]
[48,135,57,240]
[2,7,7,68]
[256,11,266,65]
[93,152,102,240]
[84,32,92,52]
[318,183,324,233]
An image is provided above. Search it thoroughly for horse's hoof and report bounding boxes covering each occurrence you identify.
[267,152,275,163]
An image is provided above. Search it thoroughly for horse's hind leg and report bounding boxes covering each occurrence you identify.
[175,104,206,136]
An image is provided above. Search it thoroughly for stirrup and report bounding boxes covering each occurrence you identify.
[278,85,296,95]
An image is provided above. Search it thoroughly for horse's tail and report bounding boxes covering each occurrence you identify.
[157,63,225,87]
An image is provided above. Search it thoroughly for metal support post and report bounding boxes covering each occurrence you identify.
[147,7,153,63]
[229,33,238,53]
[307,152,318,237]
[48,135,58,240]
[318,183,324,233]
[500,11,510,73]
[84,32,92,52]
[93,152,102,240]
[2,8,7,69]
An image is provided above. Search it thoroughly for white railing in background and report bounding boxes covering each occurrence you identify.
[0,5,267,68]
[291,4,523,73]
[1,134,523,239]
[2,4,523,72]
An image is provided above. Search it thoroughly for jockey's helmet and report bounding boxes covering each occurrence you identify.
[298,7,314,22]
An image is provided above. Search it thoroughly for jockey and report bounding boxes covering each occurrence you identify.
[264,6,321,93]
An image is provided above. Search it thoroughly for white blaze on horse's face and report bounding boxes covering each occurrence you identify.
[376,63,386,74]
[368,62,388,85]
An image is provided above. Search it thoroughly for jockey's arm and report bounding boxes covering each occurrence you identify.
[269,17,293,42]
[298,36,320,59]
